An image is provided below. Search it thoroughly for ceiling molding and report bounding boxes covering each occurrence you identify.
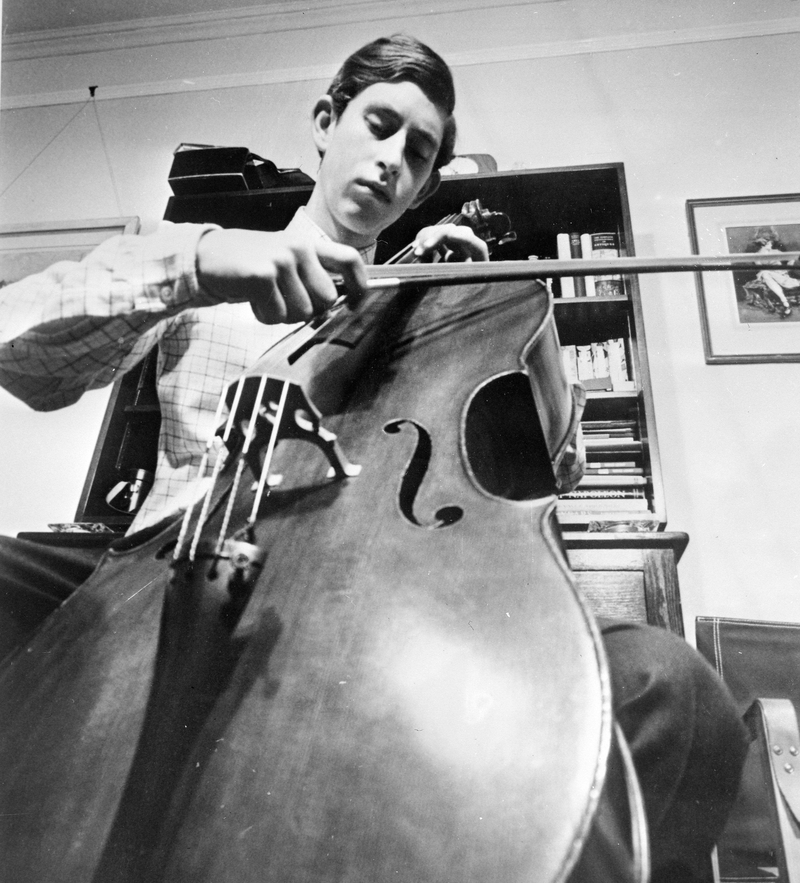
[3,15,799,111]
[2,0,557,61]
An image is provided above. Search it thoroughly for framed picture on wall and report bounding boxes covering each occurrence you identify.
[687,194,800,364]
[0,217,140,288]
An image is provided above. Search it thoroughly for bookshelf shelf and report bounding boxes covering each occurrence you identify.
[74,162,666,535]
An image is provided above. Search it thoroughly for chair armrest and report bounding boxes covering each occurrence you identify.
[746,698,800,881]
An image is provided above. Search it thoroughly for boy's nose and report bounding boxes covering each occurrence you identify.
[376,132,404,176]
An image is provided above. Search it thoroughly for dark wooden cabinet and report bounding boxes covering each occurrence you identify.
[565,531,688,636]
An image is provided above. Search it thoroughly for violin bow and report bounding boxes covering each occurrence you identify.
[351,251,800,292]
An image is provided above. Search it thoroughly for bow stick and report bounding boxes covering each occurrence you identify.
[342,251,800,292]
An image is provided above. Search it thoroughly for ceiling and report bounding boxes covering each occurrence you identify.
[2,0,279,35]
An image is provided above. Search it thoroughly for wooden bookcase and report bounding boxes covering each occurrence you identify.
[75,163,667,534]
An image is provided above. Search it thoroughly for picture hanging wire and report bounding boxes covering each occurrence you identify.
[0,99,92,200]
[90,88,123,216]
[0,86,124,216]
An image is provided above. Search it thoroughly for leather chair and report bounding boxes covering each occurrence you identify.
[696,616,800,882]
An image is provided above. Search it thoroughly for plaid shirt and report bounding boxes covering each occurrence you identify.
[0,211,582,533]
[0,210,375,532]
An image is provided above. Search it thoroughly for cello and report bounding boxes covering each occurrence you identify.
[0,209,638,882]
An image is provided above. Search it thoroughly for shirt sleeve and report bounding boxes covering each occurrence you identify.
[0,222,219,411]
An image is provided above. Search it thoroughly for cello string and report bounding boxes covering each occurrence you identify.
[186,376,248,563]
[173,389,230,561]
[213,374,269,557]
[257,208,488,374]
[296,210,465,354]
[247,379,290,528]
[382,212,460,265]
[170,214,536,563]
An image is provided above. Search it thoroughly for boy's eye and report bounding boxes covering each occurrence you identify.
[366,113,393,137]
[408,141,434,165]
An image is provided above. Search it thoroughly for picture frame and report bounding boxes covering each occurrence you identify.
[687,194,800,364]
[0,217,140,287]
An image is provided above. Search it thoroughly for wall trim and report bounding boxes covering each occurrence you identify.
[3,0,559,61]
[3,13,799,111]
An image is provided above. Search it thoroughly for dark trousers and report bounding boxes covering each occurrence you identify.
[601,619,749,882]
[0,534,748,882]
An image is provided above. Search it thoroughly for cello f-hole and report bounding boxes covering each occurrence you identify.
[384,418,463,529]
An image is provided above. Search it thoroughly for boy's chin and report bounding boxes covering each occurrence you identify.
[337,205,397,246]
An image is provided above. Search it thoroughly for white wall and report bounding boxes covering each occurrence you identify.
[2,0,799,634]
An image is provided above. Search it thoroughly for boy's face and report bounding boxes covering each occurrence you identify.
[308,80,448,248]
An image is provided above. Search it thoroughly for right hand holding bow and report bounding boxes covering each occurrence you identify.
[196,228,368,324]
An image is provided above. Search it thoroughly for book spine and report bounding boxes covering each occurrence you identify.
[576,345,594,384]
[562,488,646,499]
[561,346,579,383]
[586,460,638,469]
[580,233,596,296]
[576,474,647,488]
[591,232,625,297]
[556,233,575,298]
[607,337,635,391]
[557,498,649,512]
[569,232,586,297]
[582,421,637,434]
[590,342,611,389]
[585,467,644,475]
[584,437,643,452]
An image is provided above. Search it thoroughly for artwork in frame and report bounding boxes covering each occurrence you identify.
[687,194,800,364]
[0,217,140,288]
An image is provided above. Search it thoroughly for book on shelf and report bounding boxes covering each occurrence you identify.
[607,337,635,391]
[590,232,625,297]
[563,486,646,498]
[569,232,586,298]
[562,345,579,383]
[580,233,596,296]
[590,342,609,388]
[560,339,634,391]
[585,466,644,475]
[581,420,639,432]
[576,474,647,488]
[554,230,626,298]
[556,233,575,298]
[560,492,648,512]
[576,345,594,380]
[586,459,638,469]
[557,497,650,513]
[583,437,643,452]
[583,424,636,437]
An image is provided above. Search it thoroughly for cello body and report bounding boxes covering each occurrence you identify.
[0,278,612,883]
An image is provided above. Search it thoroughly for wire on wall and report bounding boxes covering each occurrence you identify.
[0,86,124,216]
[90,89,123,216]
[0,99,92,200]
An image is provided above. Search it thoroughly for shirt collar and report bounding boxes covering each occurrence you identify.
[288,206,376,264]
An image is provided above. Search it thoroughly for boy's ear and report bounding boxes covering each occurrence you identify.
[312,95,336,156]
[410,169,441,209]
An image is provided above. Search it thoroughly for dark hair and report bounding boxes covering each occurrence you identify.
[748,227,786,252]
[327,34,457,169]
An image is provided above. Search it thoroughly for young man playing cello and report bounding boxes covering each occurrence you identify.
[0,34,746,883]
